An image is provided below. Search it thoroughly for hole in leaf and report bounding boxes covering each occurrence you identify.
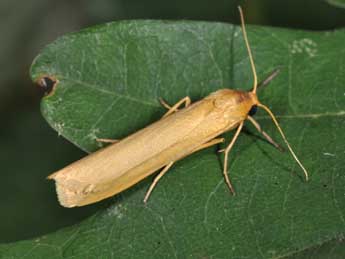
[36,76,58,96]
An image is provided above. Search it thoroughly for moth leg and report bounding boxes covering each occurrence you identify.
[247,115,284,152]
[159,96,191,118]
[159,98,172,110]
[144,162,174,203]
[223,122,244,194]
[96,138,119,144]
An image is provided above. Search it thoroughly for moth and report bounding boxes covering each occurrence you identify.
[48,7,308,207]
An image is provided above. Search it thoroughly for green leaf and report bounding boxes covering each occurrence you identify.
[3,21,345,258]
[325,0,345,9]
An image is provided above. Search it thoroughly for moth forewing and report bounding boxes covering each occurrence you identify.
[49,90,253,207]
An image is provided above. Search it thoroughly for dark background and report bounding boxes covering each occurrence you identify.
[1,0,344,243]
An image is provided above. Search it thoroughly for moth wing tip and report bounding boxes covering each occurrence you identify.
[47,174,55,180]
[51,177,79,208]
[55,187,77,208]
[47,169,63,180]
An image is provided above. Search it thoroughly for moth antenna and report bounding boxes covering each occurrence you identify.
[238,6,258,94]
[257,103,309,181]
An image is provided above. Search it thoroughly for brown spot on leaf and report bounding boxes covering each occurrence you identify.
[36,76,58,96]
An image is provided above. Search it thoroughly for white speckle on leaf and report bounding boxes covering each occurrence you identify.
[290,38,317,57]
[323,152,336,157]
[95,33,101,44]
[55,122,65,136]
[234,30,239,38]
[106,204,124,219]
[87,128,100,141]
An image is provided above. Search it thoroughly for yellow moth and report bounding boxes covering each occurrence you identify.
[48,7,309,208]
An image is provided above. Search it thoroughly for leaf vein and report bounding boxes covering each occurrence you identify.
[60,76,159,107]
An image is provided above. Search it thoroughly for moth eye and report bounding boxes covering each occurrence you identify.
[248,105,258,116]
